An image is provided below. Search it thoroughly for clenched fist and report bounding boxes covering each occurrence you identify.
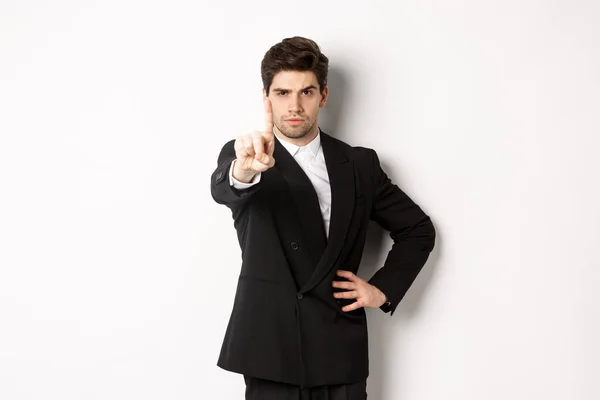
[232,98,276,183]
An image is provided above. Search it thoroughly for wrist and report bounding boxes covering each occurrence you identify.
[377,288,388,307]
[232,160,256,183]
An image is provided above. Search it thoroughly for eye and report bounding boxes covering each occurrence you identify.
[277,90,288,96]
[303,90,313,95]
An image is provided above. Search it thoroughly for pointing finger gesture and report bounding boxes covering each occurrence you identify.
[263,97,275,157]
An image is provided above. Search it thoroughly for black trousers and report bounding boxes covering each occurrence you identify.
[243,375,367,400]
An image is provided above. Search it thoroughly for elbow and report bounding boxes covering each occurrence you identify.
[425,217,436,252]
[412,215,436,253]
[392,214,436,252]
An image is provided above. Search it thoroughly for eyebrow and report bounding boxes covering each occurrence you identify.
[272,85,318,92]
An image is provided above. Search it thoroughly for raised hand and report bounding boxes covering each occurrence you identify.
[232,97,276,183]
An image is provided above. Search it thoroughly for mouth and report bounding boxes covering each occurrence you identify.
[285,118,305,125]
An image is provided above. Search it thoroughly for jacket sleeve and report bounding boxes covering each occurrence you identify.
[366,149,436,316]
[210,139,263,210]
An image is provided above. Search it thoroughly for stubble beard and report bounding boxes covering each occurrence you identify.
[274,119,317,140]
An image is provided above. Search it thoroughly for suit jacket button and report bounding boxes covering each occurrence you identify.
[297,293,303,300]
[290,242,299,250]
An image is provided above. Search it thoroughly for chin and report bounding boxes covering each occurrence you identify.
[277,123,315,139]
[282,130,309,139]
[278,127,309,139]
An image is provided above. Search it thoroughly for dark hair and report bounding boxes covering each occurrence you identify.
[261,36,329,96]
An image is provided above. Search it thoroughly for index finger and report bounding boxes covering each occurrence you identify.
[263,97,274,137]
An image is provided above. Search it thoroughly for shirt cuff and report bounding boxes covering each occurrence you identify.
[380,301,393,313]
[229,159,262,189]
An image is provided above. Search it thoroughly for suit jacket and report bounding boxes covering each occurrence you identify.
[210,130,436,388]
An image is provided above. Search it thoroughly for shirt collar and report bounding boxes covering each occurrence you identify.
[275,128,322,157]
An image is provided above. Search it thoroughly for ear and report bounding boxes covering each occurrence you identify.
[262,87,268,99]
[319,86,329,108]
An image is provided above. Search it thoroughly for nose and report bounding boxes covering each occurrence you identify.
[288,94,302,114]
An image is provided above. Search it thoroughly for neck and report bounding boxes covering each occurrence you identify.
[274,124,319,147]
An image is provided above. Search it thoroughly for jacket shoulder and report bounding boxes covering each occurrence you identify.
[326,134,376,165]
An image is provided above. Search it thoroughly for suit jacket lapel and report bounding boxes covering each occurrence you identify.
[299,131,355,293]
[273,138,328,269]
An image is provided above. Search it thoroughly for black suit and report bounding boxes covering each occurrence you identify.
[210,130,435,388]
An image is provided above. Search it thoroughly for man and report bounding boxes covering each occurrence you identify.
[210,36,436,400]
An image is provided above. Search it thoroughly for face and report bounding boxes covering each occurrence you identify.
[263,70,328,144]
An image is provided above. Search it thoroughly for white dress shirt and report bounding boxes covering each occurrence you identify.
[229,130,332,237]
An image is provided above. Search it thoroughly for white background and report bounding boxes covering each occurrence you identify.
[1,1,599,399]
